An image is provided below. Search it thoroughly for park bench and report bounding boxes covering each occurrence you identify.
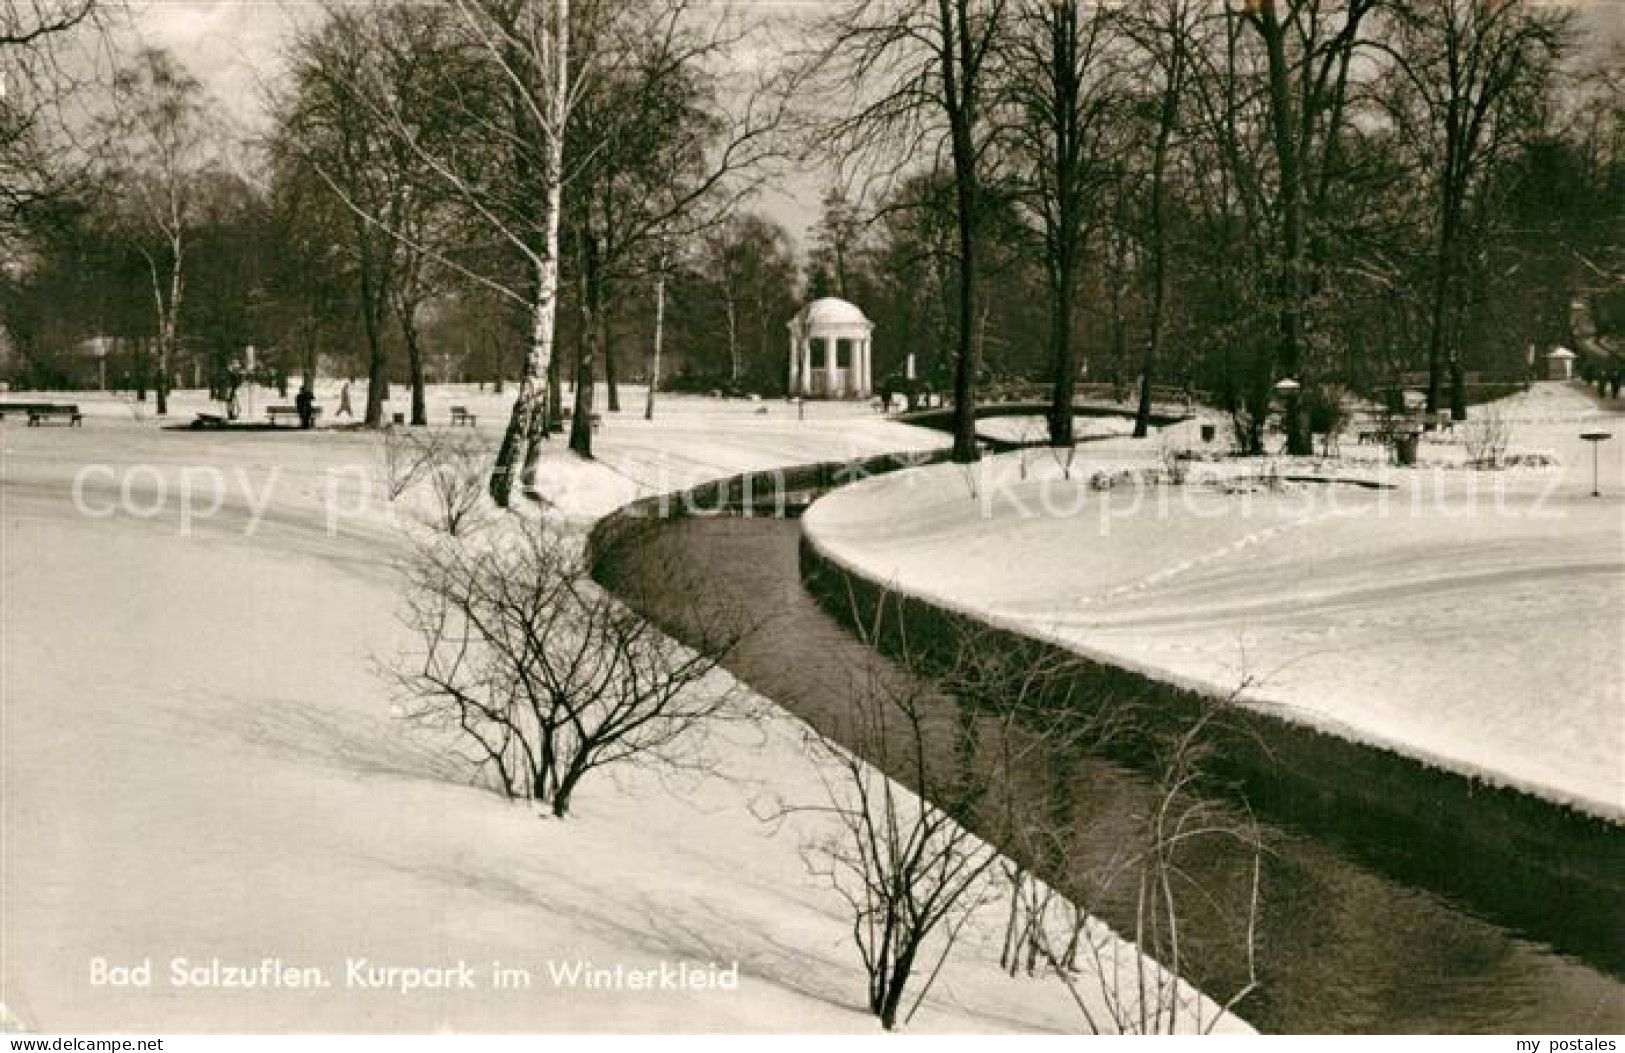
[266,405,321,426]
[26,404,82,427]
[0,400,63,422]
[450,406,477,426]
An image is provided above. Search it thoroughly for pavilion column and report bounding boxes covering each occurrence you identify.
[826,336,839,397]
[859,338,870,396]
[788,330,799,395]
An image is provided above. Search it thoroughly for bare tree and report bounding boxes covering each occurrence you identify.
[809,0,1012,464]
[559,0,790,455]
[1003,0,1118,447]
[1123,0,1197,440]
[1235,0,1379,455]
[389,520,743,817]
[0,0,105,239]
[1377,0,1567,419]
[97,47,217,416]
[784,588,1065,1030]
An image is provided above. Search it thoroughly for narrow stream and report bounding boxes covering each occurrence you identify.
[598,514,1624,1034]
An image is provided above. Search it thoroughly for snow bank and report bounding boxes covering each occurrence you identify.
[1,387,1245,1033]
[804,383,1625,822]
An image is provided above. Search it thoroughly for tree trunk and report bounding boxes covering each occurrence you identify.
[877,947,918,1031]
[400,301,428,426]
[1426,139,1459,417]
[604,308,620,412]
[359,241,389,428]
[1048,257,1075,446]
[569,233,600,457]
[645,262,666,421]
[1135,48,1180,439]
[1257,10,1310,455]
[491,261,558,506]
[489,0,569,505]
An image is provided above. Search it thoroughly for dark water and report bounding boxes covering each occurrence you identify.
[600,515,1625,1034]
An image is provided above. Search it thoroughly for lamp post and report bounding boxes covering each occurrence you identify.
[1581,432,1612,497]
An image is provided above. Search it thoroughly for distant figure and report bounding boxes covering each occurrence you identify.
[295,384,316,430]
[337,381,353,418]
[224,364,243,421]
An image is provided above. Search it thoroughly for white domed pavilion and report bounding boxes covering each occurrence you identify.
[787,297,873,399]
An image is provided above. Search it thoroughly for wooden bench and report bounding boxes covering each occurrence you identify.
[266,405,321,426]
[449,406,477,427]
[0,401,64,422]
[26,404,82,427]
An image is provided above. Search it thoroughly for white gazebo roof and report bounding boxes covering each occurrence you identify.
[1546,346,1577,359]
[789,297,873,333]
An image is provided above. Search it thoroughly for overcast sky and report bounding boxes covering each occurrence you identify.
[124,0,1625,255]
[125,0,829,245]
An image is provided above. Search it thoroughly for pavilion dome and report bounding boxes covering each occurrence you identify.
[795,297,872,330]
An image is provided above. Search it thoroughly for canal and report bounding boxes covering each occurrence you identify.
[596,512,1623,1034]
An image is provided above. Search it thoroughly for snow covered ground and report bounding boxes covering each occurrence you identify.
[805,382,1625,822]
[1,386,1244,1033]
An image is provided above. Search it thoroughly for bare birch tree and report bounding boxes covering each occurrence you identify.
[98,47,216,416]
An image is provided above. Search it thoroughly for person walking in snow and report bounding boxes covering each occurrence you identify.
[295,384,316,430]
[337,380,353,418]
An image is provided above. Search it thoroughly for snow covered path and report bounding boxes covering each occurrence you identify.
[2,390,1242,1033]
[804,383,1625,822]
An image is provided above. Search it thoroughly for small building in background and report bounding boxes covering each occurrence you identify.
[787,297,873,399]
[1546,346,1577,381]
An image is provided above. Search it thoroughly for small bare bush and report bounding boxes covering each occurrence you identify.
[792,593,1005,1030]
[389,522,743,817]
[381,428,494,535]
[1462,404,1513,468]
[422,431,492,535]
[379,426,442,501]
[1033,691,1262,1035]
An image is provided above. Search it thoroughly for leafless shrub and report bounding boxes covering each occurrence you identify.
[1033,689,1262,1035]
[379,426,442,501]
[380,428,494,534]
[1462,404,1513,468]
[790,590,1007,1030]
[942,634,1126,982]
[1158,435,1189,485]
[422,431,492,536]
[388,521,743,817]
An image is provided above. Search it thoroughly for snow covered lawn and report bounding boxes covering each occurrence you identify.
[974,414,1138,445]
[1,387,1243,1033]
[804,383,1625,822]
